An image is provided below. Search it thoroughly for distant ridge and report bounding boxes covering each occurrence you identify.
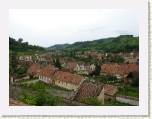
[48,44,70,50]
[47,35,139,53]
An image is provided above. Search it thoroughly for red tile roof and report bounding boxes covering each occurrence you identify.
[75,81,104,101]
[66,62,77,72]
[54,71,84,85]
[39,65,58,78]
[104,84,118,96]
[27,64,40,75]
[101,63,139,76]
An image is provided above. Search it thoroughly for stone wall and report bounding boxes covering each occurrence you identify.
[116,95,139,105]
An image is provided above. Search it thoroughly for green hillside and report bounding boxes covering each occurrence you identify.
[9,37,46,55]
[48,35,139,53]
[65,35,139,52]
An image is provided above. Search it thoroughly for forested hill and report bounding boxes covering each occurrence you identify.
[9,37,45,54]
[48,35,139,53]
[48,44,69,50]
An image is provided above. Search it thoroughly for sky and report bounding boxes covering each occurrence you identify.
[9,9,139,47]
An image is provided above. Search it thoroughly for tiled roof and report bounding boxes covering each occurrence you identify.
[54,71,84,85]
[27,64,40,75]
[39,65,58,78]
[104,84,118,96]
[75,81,104,101]
[66,62,77,72]
[101,63,139,76]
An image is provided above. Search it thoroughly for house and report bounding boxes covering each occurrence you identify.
[27,64,41,78]
[54,71,85,91]
[65,61,78,73]
[101,63,139,78]
[124,56,139,64]
[18,55,33,62]
[38,65,58,84]
[103,84,118,101]
[74,81,104,104]
[74,63,95,75]
[116,52,139,63]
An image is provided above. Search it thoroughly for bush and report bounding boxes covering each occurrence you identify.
[16,64,28,77]
[29,81,47,91]
[45,96,63,106]
[81,97,102,106]
[19,88,63,106]
[35,91,46,106]
[19,93,37,105]
[93,75,118,84]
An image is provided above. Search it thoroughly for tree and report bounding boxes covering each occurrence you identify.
[9,37,45,52]
[16,64,28,77]
[9,51,18,76]
[70,51,76,58]
[113,55,125,63]
[127,72,139,87]
[35,91,46,106]
[18,38,23,43]
[90,63,101,76]
[53,57,61,69]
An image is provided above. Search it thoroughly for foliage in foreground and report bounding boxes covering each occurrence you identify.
[81,97,102,106]
[19,81,64,106]
[19,91,63,106]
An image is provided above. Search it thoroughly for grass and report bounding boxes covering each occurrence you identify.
[15,81,65,106]
[118,86,139,98]
[80,97,102,106]
[50,85,71,91]
[19,89,64,106]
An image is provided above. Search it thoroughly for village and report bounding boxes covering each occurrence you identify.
[9,50,139,106]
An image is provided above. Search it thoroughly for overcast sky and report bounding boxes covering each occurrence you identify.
[9,9,139,47]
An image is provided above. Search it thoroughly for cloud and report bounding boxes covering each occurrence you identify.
[9,9,139,47]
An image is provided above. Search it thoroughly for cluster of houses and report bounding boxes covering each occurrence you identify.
[101,63,139,79]
[18,54,53,66]
[15,50,139,105]
[62,61,96,75]
[18,51,139,66]
[27,63,118,104]
[73,51,139,63]
[75,51,106,61]
[28,64,86,91]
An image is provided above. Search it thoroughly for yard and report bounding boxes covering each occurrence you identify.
[118,86,139,98]
[10,80,75,106]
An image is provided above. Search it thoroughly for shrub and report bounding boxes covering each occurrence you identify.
[19,90,63,106]
[81,97,102,106]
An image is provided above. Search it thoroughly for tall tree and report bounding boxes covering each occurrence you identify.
[53,57,61,69]
[18,38,23,43]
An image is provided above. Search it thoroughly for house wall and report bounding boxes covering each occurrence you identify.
[55,78,85,91]
[97,89,104,104]
[55,80,79,91]
[39,75,52,84]
[90,64,95,71]
[75,64,95,75]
